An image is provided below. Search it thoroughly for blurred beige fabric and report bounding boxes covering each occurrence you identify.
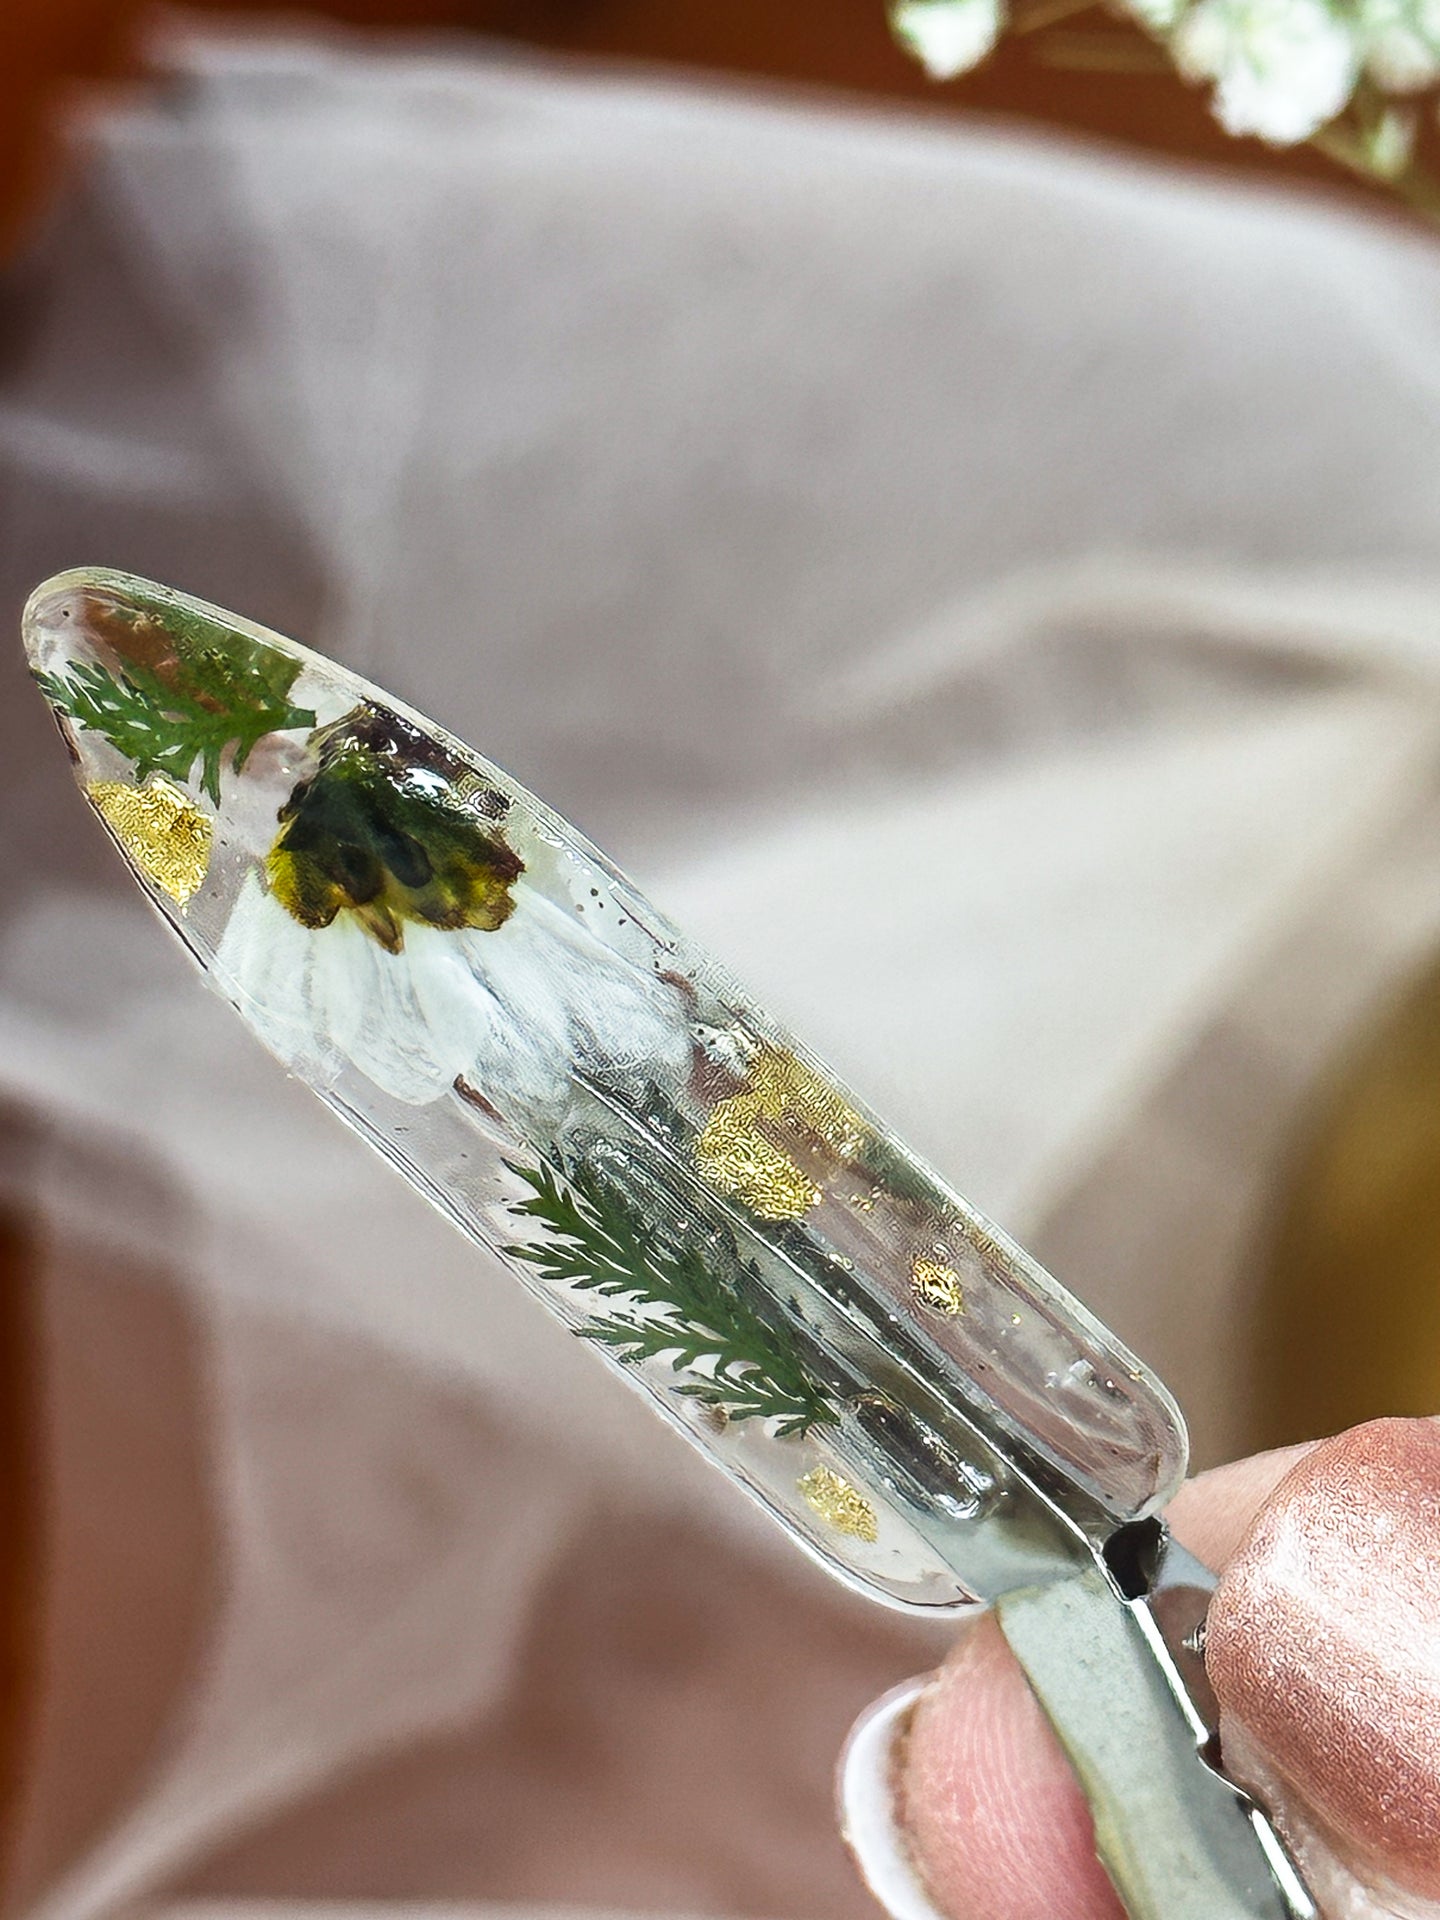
[4,19,1440,1920]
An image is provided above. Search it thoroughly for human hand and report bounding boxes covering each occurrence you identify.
[840,1418,1440,1920]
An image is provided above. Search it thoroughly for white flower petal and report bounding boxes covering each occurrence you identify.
[310,915,474,1106]
[890,0,1003,78]
[216,877,472,1103]
[1175,0,1359,142]
[539,895,691,1085]
[412,919,572,1123]
[457,891,692,1124]
[216,869,694,1127]
[214,873,345,1085]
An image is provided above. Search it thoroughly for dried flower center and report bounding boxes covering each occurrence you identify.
[267,708,523,952]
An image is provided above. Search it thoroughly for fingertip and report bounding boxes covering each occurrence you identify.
[902,1618,1124,1920]
[839,1675,950,1920]
[1206,1417,1440,1903]
[842,1617,1124,1920]
[1167,1441,1315,1571]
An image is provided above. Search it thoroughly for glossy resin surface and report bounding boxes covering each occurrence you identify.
[25,568,1187,1611]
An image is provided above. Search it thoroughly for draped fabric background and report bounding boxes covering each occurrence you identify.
[3,22,1440,1920]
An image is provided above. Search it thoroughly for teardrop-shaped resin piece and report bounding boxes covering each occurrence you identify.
[25,567,1186,1611]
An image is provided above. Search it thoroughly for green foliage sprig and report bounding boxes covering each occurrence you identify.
[507,1160,838,1437]
[37,640,315,806]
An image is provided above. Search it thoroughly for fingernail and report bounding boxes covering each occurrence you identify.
[1206,1417,1440,1902]
[838,1676,950,1920]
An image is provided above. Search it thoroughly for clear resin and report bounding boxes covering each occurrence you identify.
[25,568,1187,1612]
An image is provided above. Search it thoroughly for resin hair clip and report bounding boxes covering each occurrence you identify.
[25,568,1315,1920]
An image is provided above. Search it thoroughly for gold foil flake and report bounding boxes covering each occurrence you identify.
[911,1255,965,1317]
[749,1047,868,1157]
[88,777,212,905]
[694,1093,820,1220]
[693,1045,867,1220]
[798,1467,879,1544]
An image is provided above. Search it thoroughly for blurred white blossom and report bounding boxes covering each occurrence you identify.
[1174,0,1360,142]
[890,0,1004,77]
[1117,0,1188,30]
[1358,0,1440,88]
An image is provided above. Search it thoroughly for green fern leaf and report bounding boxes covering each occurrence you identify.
[507,1158,837,1437]
[36,631,315,806]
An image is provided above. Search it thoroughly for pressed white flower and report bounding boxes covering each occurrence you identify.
[890,0,1004,78]
[1174,0,1360,142]
[1358,0,1440,89]
[208,702,695,1130]
[215,871,693,1125]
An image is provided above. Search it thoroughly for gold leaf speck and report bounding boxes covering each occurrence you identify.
[749,1048,868,1157]
[911,1255,965,1317]
[798,1466,879,1543]
[693,1046,868,1220]
[694,1093,820,1220]
[88,777,212,905]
